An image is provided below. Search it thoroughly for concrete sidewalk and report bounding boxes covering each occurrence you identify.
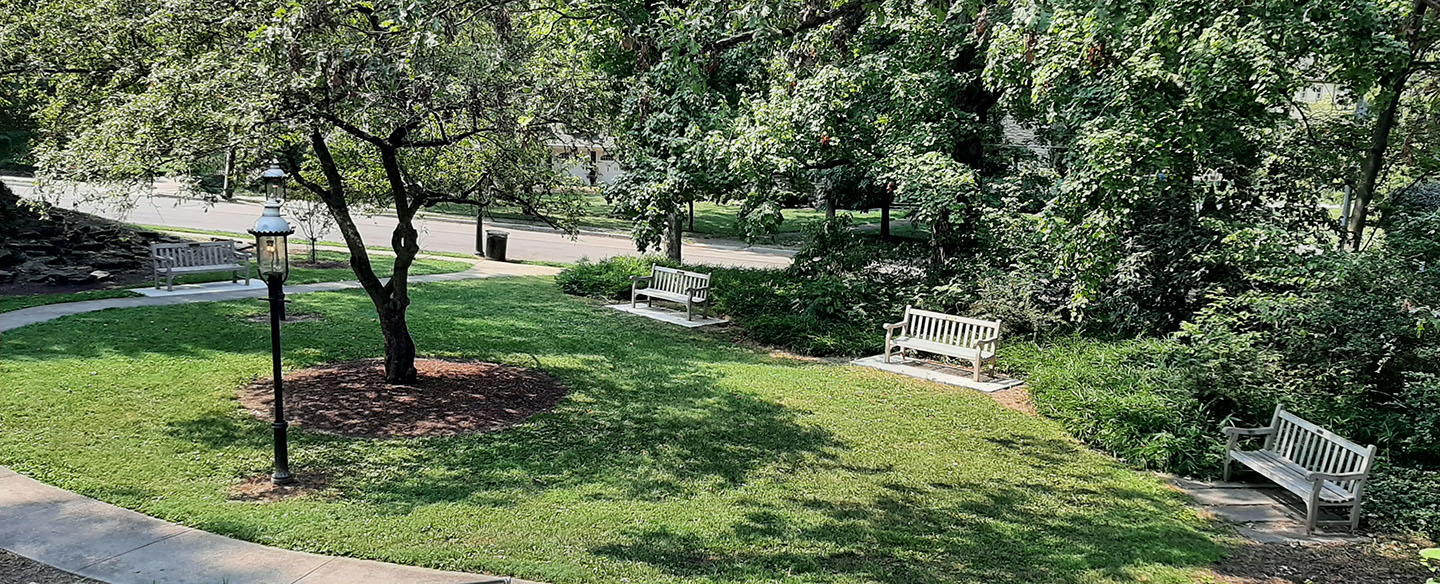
[0,468,535,583]
[1,258,559,332]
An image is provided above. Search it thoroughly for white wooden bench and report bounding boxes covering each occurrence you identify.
[151,241,252,291]
[1223,404,1377,533]
[630,265,712,321]
[883,306,1001,381]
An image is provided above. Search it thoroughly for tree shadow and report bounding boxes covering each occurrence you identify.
[594,479,1224,583]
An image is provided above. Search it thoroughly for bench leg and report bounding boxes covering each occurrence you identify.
[972,356,982,381]
[167,273,175,292]
[686,299,694,321]
[155,272,162,290]
[1348,501,1362,531]
[232,270,238,284]
[1305,487,1322,534]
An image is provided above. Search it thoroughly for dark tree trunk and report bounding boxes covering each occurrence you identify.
[665,212,683,262]
[880,192,892,240]
[825,193,837,220]
[688,199,695,231]
[1348,0,1427,251]
[379,301,417,383]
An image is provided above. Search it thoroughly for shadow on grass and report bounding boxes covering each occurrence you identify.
[595,480,1221,584]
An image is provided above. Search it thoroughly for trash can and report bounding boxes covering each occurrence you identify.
[484,231,509,262]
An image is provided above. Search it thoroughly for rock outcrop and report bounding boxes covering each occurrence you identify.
[0,181,175,288]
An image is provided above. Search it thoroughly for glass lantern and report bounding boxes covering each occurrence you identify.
[261,161,288,202]
[249,195,293,282]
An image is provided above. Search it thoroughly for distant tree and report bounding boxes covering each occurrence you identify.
[288,194,334,264]
[2,0,600,382]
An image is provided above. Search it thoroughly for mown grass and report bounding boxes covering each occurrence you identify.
[0,278,1225,583]
[1,289,142,313]
[0,250,469,313]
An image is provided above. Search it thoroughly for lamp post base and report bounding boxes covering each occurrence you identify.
[271,471,296,485]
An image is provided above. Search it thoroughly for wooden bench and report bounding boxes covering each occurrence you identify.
[1223,404,1377,533]
[630,265,711,321]
[883,306,1001,381]
[151,241,252,291]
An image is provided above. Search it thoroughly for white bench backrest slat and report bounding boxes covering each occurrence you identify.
[650,266,711,300]
[903,306,1000,348]
[153,241,239,268]
[1263,406,1375,495]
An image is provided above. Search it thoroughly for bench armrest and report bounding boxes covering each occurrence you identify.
[975,335,1000,348]
[235,250,254,261]
[150,255,175,264]
[1222,426,1274,437]
[630,275,653,283]
[883,322,905,331]
[1306,470,1370,482]
[687,286,709,296]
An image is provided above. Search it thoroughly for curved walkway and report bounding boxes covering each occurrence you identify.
[0,257,557,583]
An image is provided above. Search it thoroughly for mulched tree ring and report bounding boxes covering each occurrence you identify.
[238,358,568,438]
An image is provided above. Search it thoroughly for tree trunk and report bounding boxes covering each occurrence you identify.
[378,301,417,384]
[880,192,892,240]
[688,199,695,231]
[1347,0,1426,251]
[825,193,837,220]
[221,148,236,200]
[475,204,485,256]
[665,211,683,262]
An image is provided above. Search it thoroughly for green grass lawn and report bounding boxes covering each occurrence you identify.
[0,289,143,313]
[1,250,470,313]
[0,278,1225,583]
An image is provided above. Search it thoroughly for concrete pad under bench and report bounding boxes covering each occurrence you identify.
[851,355,1023,393]
[132,280,268,297]
[607,303,728,328]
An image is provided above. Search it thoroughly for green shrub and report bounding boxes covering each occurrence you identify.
[1366,463,1440,538]
[1005,337,1224,477]
[554,255,663,299]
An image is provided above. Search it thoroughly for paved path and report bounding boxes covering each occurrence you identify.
[1,258,555,583]
[1,469,535,583]
[1166,476,1368,544]
[3,175,795,269]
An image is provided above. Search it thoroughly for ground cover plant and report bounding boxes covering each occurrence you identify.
[0,277,1226,584]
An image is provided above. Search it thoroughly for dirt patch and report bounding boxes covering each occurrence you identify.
[290,259,348,270]
[1207,538,1430,583]
[987,385,1038,416]
[242,312,324,324]
[239,358,568,438]
[228,473,331,502]
[0,549,96,584]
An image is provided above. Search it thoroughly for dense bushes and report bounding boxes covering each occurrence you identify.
[1004,338,1223,477]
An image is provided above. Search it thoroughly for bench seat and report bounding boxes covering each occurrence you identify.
[1230,450,1353,503]
[165,263,248,274]
[883,306,1002,381]
[1223,404,1376,533]
[151,240,252,291]
[890,337,996,362]
[630,265,712,321]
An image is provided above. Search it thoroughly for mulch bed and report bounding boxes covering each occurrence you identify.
[238,358,568,438]
[1208,538,1431,584]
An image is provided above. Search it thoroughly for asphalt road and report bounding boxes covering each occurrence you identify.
[3,176,794,269]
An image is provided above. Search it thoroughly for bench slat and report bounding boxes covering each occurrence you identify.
[1231,450,1354,502]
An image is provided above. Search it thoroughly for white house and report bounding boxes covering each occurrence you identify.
[549,135,622,186]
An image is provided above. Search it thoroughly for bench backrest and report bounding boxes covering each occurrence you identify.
[152,241,241,267]
[903,306,1001,349]
[1263,405,1377,492]
[650,266,710,300]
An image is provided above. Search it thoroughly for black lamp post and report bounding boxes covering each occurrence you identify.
[250,163,296,485]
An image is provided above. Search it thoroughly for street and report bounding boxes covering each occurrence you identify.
[3,176,794,269]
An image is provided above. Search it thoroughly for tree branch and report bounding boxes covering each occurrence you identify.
[711,0,870,53]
